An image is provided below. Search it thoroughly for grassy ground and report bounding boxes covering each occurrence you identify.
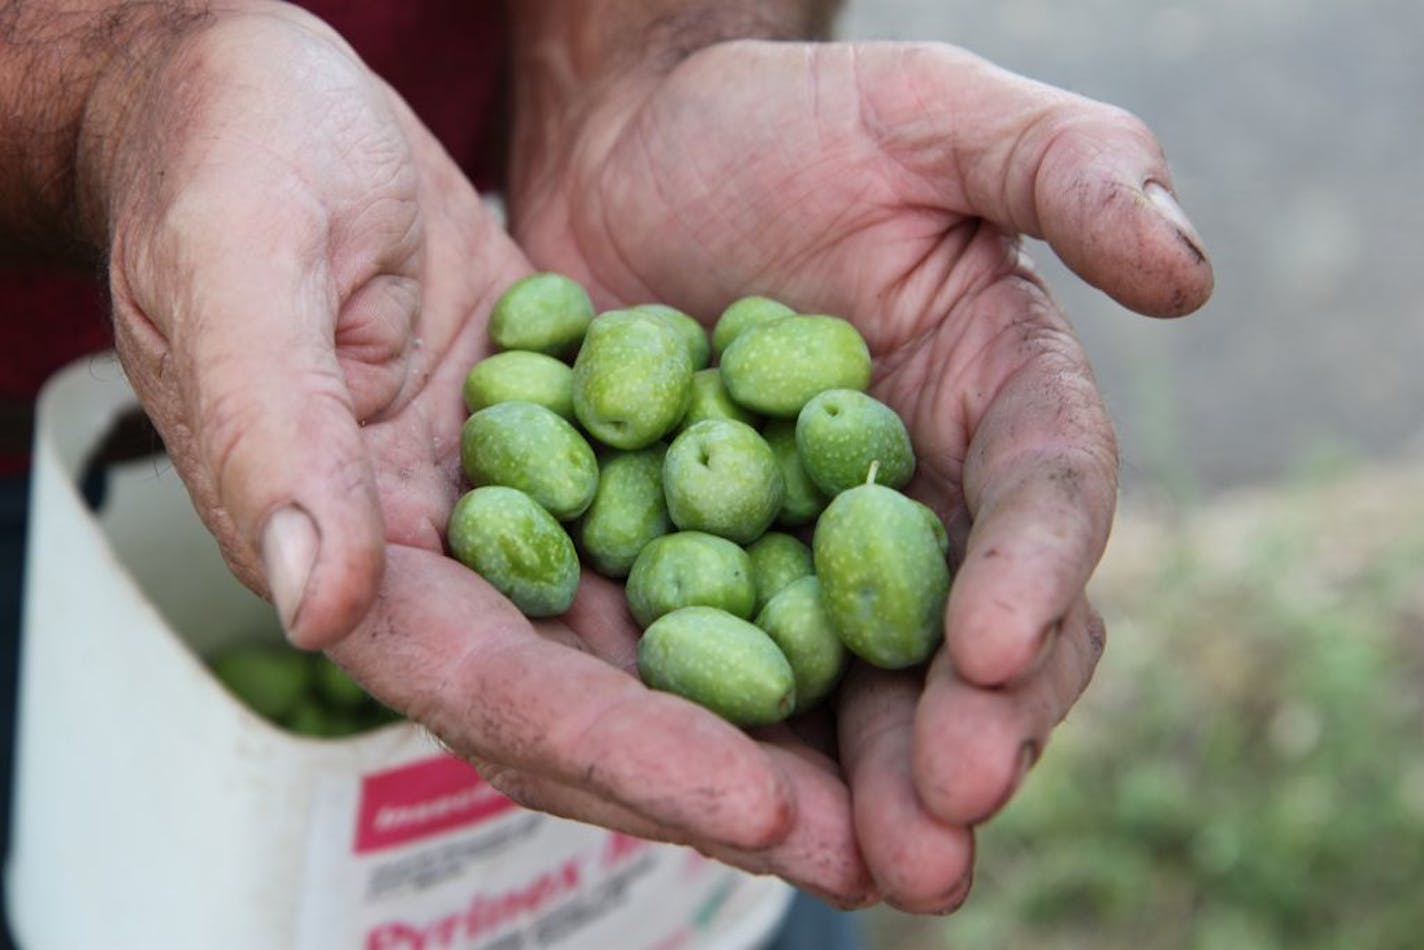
[866,457,1424,949]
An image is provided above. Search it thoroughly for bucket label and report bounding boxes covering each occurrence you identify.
[355,756,517,854]
[295,751,791,950]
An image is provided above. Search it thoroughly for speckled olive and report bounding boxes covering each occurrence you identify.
[462,350,575,420]
[910,498,951,555]
[663,419,784,545]
[796,389,915,496]
[625,531,756,629]
[746,532,814,615]
[488,272,595,358]
[711,295,796,359]
[813,483,950,669]
[679,368,760,433]
[755,576,846,713]
[635,303,711,370]
[577,446,671,578]
[447,486,580,618]
[719,315,872,418]
[573,310,694,449]
[460,401,598,521]
[761,420,827,527]
[639,606,796,726]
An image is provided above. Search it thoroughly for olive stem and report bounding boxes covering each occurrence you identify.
[866,460,881,486]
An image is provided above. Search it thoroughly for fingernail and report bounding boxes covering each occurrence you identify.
[999,620,1060,689]
[1013,740,1040,793]
[1144,181,1207,263]
[824,889,880,912]
[934,867,976,916]
[975,739,1040,825]
[262,506,318,639]
[1025,619,1062,679]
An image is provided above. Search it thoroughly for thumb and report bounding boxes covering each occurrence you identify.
[113,198,390,651]
[862,43,1214,317]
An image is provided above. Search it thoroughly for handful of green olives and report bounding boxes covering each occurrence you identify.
[448,273,952,726]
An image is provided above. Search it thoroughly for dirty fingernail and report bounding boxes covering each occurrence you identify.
[1013,740,1040,793]
[1001,619,1061,690]
[975,739,1041,825]
[1144,180,1207,261]
[935,866,976,915]
[262,506,318,638]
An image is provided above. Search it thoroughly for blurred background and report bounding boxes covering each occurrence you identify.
[837,1,1424,947]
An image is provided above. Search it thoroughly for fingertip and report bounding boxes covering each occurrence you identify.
[263,502,385,650]
[736,756,798,850]
[945,587,1057,688]
[1128,180,1215,318]
[1033,117,1213,318]
[760,744,875,902]
[1143,180,1209,268]
[936,861,976,916]
[1042,178,1213,319]
[948,456,1111,689]
[582,690,799,851]
[863,808,974,914]
[939,541,1053,683]
[913,672,1025,825]
[676,707,800,851]
[883,835,975,916]
[837,665,971,911]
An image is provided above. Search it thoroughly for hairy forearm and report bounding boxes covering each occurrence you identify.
[506,0,841,205]
[0,1,211,260]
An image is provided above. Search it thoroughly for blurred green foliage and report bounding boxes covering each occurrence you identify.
[938,481,1424,950]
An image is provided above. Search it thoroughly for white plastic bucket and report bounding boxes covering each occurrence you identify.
[7,355,789,949]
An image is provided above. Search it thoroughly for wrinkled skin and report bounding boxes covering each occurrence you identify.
[508,41,1212,910]
[94,7,1210,915]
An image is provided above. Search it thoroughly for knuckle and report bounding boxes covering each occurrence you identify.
[198,379,265,490]
[198,368,357,514]
[1054,101,1157,158]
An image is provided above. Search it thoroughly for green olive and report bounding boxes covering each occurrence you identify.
[577,446,671,578]
[755,576,846,713]
[211,644,311,722]
[711,296,796,359]
[488,273,595,358]
[679,368,760,433]
[761,420,827,527]
[460,401,599,521]
[663,419,785,545]
[462,350,575,420]
[746,532,814,615]
[573,310,694,449]
[635,303,711,370]
[813,483,950,669]
[639,606,796,726]
[314,656,369,710]
[719,315,872,418]
[447,486,581,618]
[795,389,915,496]
[625,531,756,629]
